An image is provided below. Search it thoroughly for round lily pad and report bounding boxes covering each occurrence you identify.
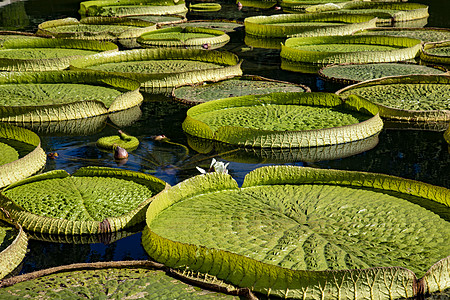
[0,70,143,122]
[0,34,118,71]
[421,41,450,65]
[173,19,243,33]
[37,17,157,41]
[0,123,46,189]
[137,26,230,49]
[280,0,349,11]
[355,27,450,44]
[69,48,243,93]
[244,13,377,38]
[319,62,447,84]
[182,92,383,148]
[0,219,28,280]
[281,35,422,67]
[0,167,168,235]
[79,0,188,17]
[337,74,450,121]
[0,261,254,299]
[96,130,139,151]
[304,2,429,24]
[126,14,187,26]
[142,166,450,299]
[189,3,222,12]
[172,75,310,105]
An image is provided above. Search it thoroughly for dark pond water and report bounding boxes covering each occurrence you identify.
[1,0,449,279]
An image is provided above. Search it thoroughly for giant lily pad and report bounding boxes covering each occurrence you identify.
[337,74,450,121]
[182,92,383,148]
[421,41,450,65]
[187,133,379,163]
[79,0,188,17]
[0,70,143,122]
[304,2,429,25]
[37,17,157,41]
[280,0,350,11]
[0,261,254,299]
[189,3,221,12]
[0,123,46,189]
[280,35,422,66]
[142,166,450,298]
[126,14,187,26]
[0,218,28,280]
[0,167,168,235]
[69,48,242,93]
[172,20,243,33]
[244,13,377,38]
[137,26,230,49]
[355,27,450,43]
[172,75,310,105]
[319,62,447,84]
[0,34,118,71]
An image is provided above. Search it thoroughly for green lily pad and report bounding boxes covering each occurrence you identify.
[0,219,28,280]
[172,75,310,105]
[137,26,230,49]
[0,261,253,299]
[0,123,46,189]
[0,34,118,71]
[244,12,377,38]
[37,17,156,41]
[79,0,188,17]
[182,92,383,148]
[356,27,450,43]
[0,70,143,122]
[444,124,450,145]
[337,74,450,121]
[143,166,450,298]
[173,20,243,33]
[69,48,242,93]
[127,14,187,26]
[304,2,429,24]
[421,41,450,65]
[189,3,222,12]
[319,62,447,84]
[96,130,140,151]
[280,0,349,11]
[281,35,422,66]
[0,167,168,235]
[238,0,277,9]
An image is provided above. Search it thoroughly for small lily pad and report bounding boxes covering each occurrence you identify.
[319,62,447,84]
[421,41,450,65]
[137,26,230,49]
[172,75,310,105]
[96,130,139,151]
[189,3,222,12]
[0,167,168,235]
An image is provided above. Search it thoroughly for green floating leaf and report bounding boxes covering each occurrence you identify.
[182,92,382,148]
[173,75,310,105]
[280,0,349,11]
[421,41,450,65]
[0,219,28,280]
[0,33,118,71]
[143,166,450,298]
[319,62,446,84]
[337,74,450,121]
[0,261,253,299]
[69,48,243,93]
[189,3,221,12]
[37,17,156,41]
[244,12,377,38]
[238,0,277,10]
[137,26,230,49]
[0,123,46,189]
[96,130,139,151]
[444,123,450,145]
[0,167,168,235]
[173,20,243,33]
[304,2,429,24]
[0,70,143,122]
[281,35,422,66]
[356,27,450,43]
[79,0,188,17]
[127,14,187,26]
[187,133,379,163]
